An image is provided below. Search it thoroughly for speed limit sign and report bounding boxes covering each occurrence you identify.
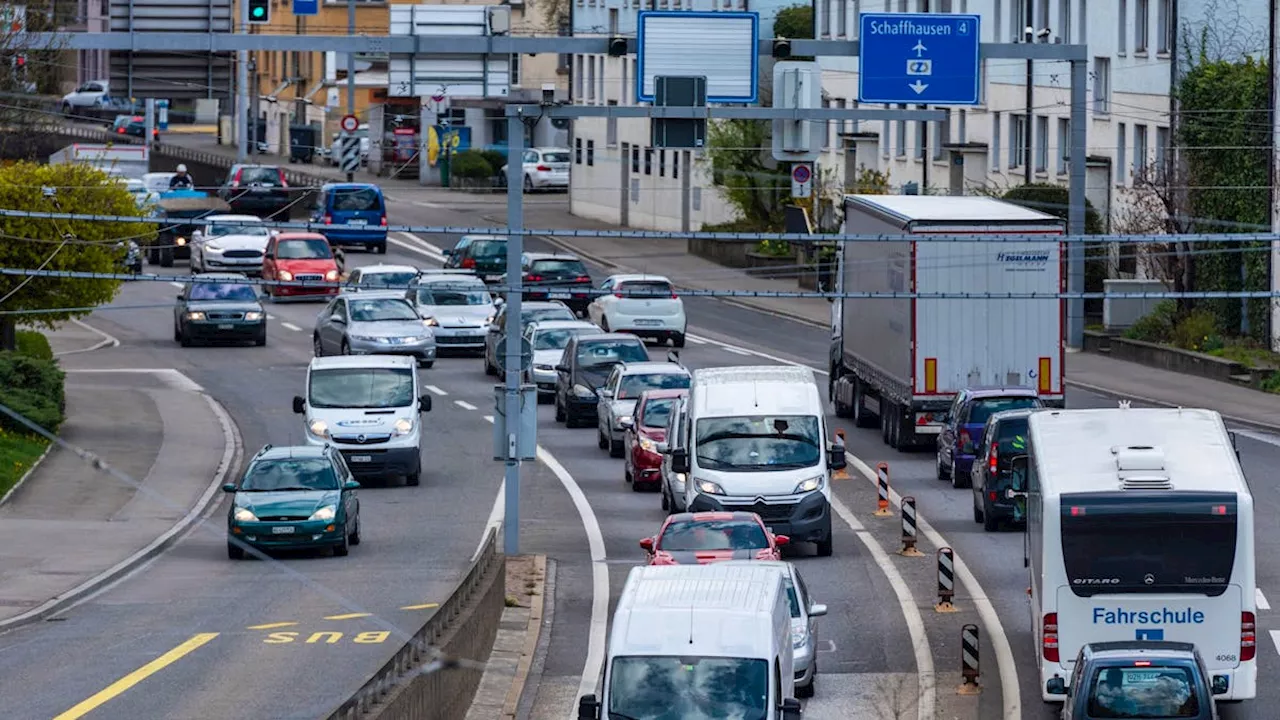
[339,114,359,133]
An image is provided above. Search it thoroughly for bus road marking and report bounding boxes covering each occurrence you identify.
[401,603,440,610]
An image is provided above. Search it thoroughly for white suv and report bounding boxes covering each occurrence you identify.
[61,81,111,112]
[587,274,687,348]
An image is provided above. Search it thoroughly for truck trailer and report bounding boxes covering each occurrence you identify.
[829,195,1066,450]
[49,143,149,181]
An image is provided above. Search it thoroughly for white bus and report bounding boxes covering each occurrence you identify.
[1018,405,1256,703]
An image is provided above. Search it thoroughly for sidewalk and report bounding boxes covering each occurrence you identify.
[0,356,236,627]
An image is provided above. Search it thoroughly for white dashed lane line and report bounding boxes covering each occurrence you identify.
[280,322,303,332]
[454,400,478,411]
[683,336,708,345]
[424,385,448,396]
[169,282,184,289]
[482,415,494,423]
[721,346,752,356]
[1258,589,1270,610]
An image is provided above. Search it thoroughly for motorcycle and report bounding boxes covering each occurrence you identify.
[117,240,143,275]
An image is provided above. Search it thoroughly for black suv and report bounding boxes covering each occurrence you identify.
[970,408,1040,531]
[554,333,650,428]
[504,252,593,316]
[219,164,292,219]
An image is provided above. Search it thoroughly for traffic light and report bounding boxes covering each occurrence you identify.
[247,0,270,24]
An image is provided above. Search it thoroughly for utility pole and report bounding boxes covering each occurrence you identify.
[346,0,357,182]
[920,0,930,194]
[236,0,249,161]
[503,110,527,555]
[1270,0,1280,350]
[1023,0,1033,185]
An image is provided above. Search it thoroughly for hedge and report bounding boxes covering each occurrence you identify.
[0,351,65,434]
[450,150,495,180]
[15,330,53,361]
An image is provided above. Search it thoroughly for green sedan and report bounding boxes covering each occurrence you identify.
[223,444,361,559]
[175,272,268,347]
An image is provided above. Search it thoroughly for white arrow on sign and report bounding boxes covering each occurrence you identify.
[909,81,929,94]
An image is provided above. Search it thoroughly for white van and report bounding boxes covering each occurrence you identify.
[665,365,846,556]
[291,355,432,486]
[577,564,802,720]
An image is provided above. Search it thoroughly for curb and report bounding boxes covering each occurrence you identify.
[516,557,556,720]
[0,441,53,508]
[502,554,547,719]
[0,388,244,632]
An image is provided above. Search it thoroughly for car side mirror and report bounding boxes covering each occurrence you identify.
[639,537,654,552]
[618,416,634,429]
[655,441,669,454]
[1212,676,1229,695]
[330,314,345,324]
[176,293,184,299]
[600,388,613,399]
[343,479,361,490]
[576,694,600,720]
[292,396,305,414]
[774,535,790,547]
[441,248,452,256]
[419,395,432,413]
[1046,677,1067,695]
[809,603,827,617]
[671,448,690,474]
[221,483,237,493]
[780,698,802,720]
[828,444,847,470]
[263,253,273,259]
[555,364,569,373]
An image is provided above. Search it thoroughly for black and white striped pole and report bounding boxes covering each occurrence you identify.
[959,623,981,695]
[900,496,923,556]
[936,546,957,612]
[874,461,892,517]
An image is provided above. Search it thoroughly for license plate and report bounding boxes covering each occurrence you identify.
[634,319,661,326]
[350,455,372,463]
[485,275,503,282]
[217,323,233,330]
[271,526,295,534]
[549,291,571,299]
[347,219,367,225]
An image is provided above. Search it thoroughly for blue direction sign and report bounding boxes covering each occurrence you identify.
[858,13,981,105]
[292,0,318,15]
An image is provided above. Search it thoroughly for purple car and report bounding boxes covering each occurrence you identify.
[935,386,1043,489]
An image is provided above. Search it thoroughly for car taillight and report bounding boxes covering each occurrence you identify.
[277,170,288,188]
[1242,612,1256,661]
[671,291,678,298]
[232,168,243,187]
[536,164,551,172]
[380,216,387,226]
[526,274,543,282]
[323,215,332,224]
[117,127,125,134]
[462,257,476,269]
[1043,613,1059,663]
[989,443,998,474]
[574,275,591,283]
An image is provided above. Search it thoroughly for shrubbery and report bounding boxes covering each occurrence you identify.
[0,334,65,435]
[450,150,495,180]
[1124,300,1223,353]
[15,330,52,361]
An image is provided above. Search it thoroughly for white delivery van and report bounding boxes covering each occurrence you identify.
[577,564,802,720]
[292,355,432,486]
[665,365,846,556]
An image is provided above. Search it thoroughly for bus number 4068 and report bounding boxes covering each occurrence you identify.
[1215,654,1237,663]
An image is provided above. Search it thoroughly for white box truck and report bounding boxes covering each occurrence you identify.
[829,195,1066,450]
[577,564,802,720]
[48,143,150,181]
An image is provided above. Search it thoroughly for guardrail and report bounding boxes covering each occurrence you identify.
[324,527,504,720]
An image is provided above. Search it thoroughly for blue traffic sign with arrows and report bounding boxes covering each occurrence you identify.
[858,13,981,105]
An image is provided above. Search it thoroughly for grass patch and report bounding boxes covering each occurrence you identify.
[15,330,53,361]
[0,430,50,499]
[1207,341,1280,369]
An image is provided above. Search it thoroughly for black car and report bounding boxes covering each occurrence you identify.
[554,333,650,428]
[174,273,267,346]
[970,408,1040,531]
[111,114,158,139]
[502,252,593,316]
[443,234,507,283]
[219,164,292,219]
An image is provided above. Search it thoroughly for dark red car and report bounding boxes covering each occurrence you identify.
[622,388,687,491]
[639,511,787,566]
[261,232,341,301]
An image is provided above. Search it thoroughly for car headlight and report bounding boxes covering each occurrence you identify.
[175,236,187,246]
[639,437,656,452]
[792,627,809,649]
[694,477,725,495]
[349,334,377,342]
[205,244,224,253]
[393,417,413,435]
[244,311,263,321]
[185,311,206,320]
[673,472,686,487]
[423,316,438,327]
[485,313,495,325]
[309,505,337,522]
[572,384,596,399]
[278,270,294,281]
[233,507,258,522]
[309,419,329,439]
[324,270,340,282]
[794,475,825,494]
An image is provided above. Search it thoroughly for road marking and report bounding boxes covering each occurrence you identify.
[684,336,708,345]
[1271,630,1280,657]
[721,346,752,356]
[388,235,444,263]
[246,622,298,630]
[829,496,936,720]
[169,282,184,289]
[400,231,444,255]
[685,333,827,374]
[53,319,119,357]
[455,400,478,410]
[323,612,372,620]
[847,454,1021,719]
[61,368,205,392]
[1258,589,1270,610]
[392,232,446,263]
[401,603,440,611]
[424,384,448,396]
[261,630,390,645]
[483,415,495,423]
[280,322,302,332]
[474,478,506,563]
[52,633,220,720]
[266,314,276,320]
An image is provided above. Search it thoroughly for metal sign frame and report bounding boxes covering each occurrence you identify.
[636,11,759,104]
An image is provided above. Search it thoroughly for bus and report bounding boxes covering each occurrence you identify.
[1017,405,1256,703]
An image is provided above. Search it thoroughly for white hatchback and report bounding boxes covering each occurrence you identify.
[501,147,571,192]
[587,274,687,348]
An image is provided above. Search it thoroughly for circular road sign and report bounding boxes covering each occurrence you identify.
[494,334,534,374]
[792,164,812,184]
[339,114,360,133]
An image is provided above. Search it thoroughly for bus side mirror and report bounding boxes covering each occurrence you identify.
[827,444,846,470]
[671,448,689,474]
[577,694,600,720]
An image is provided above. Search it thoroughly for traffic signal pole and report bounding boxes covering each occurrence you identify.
[236,0,249,161]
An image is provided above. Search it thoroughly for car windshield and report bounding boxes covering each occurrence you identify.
[189,282,258,302]
[531,259,587,277]
[577,340,649,368]
[695,415,822,471]
[359,272,417,288]
[240,167,280,184]
[658,519,768,552]
[521,306,574,325]
[619,373,690,399]
[419,286,489,305]
[276,239,332,259]
[470,240,506,258]
[239,458,339,492]
[210,222,269,237]
[784,578,802,618]
[1086,666,1200,718]
[533,328,581,350]
[617,280,674,297]
[308,367,414,409]
[330,187,382,211]
[968,397,1041,425]
[540,151,571,163]
[608,656,768,720]
[640,397,676,428]
[349,299,419,322]
[144,175,174,193]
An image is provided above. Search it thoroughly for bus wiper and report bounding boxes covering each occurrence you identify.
[608,712,642,720]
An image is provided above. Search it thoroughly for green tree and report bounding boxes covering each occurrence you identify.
[772,4,814,59]
[0,162,150,350]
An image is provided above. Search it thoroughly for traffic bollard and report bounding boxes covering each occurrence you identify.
[899,496,923,556]
[935,546,957,612]
[873,461,892,517]
[832,430,851,480]
[958,624,981,695]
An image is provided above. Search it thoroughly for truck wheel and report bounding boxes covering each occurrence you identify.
[815,534,833,557]
[885,404,900,449]
[853,380,877,429]
[832,376,852,418]
[148,246,160,265]
[375,241,387,254]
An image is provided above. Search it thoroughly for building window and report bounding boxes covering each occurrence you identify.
[575,137,582,164]
[837,0,847,36]
[1116,123,1127,185]
[1078,0,1087,43]
[1134,124,1148,173]
[1035,115,1049,172]
[644,147,652,175]
[509,54,521,87]
[897,0,906,12]
[957,109,966,141]
[821,98,831,149]
[895,111,906,157]
[574,55,584,99]
[914,118,925,160]
[821,0,831,36]
[882,119,890,158]
[1092,57,1110,114]
[1117,0,1127,53]
[993,0,1002,42]
[938,0,951,11]
[586,140,595,166]
[606,101,618,147]
[1155,126,1169,172]
[1135,0,1148,53]
[978,59,987,104]
[852,0,861,38]
[933,110,949,160]
[673,151,680,180]
[608,8,618,34]
[1057,118,1070,175]
[1010,114,1027,169]
[991,111,1002,170]
[1058,0,1070,45]
[587,56,597,103]
[632,146,640,173]
[1036,0,1048,29]
[659,150,666,177]
[1011,0,1026,42]
[1157,0,1171,53]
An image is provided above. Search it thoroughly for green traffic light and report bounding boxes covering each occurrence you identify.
[251,7,264,16]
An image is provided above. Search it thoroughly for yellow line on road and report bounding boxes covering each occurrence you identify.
[323,612,372,620]
[52,633,219,720]
[400,603,440,610]
[246,622,298,630]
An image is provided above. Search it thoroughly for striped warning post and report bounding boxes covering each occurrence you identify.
[958,623,981,695]
[873,462,892,516]
[935,546,957,612]
[899,496,923,556]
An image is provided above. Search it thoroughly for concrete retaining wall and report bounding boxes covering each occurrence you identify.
[1106,336,1247,385]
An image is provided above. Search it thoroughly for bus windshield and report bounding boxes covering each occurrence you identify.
[1060,492,1238,597]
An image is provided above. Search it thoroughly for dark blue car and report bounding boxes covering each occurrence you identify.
[1054,641,1222,719]
[311,183,388,254]
[935,386,1042,489]
[970,408,1039,531]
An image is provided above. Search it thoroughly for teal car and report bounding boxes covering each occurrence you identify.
[223,444,361,559]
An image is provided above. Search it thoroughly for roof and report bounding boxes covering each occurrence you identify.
[1028,407,1246,495]
[1085,641,1197,659]
[529,320,599,332]
[524,251,581,261]
[618,361,690,376]
[205,214,263,224]
[988,408,1040,424]
[618,564,783,612]
[459,234,505,242]
[321,182,380,190]
[192,272,250,281]
[576,332,646,344]
[966,386,1040,398]
[357,264,418,275]
[609,273,673,284]
[338,290,411,302]
[255,444,329,461]
[693,365,815,385]
[418,274,485,286]
[667,511,762,524]
[534,147,571,153]
[637,388,689,401]
[274,232,329,241]
[308,355,416,370]
[845,195,1060,223]
[691,366,820,418]
[518,301,572,311]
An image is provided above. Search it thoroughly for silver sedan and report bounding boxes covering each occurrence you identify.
[312,291,437,368]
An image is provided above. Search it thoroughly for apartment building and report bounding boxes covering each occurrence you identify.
[567,0,793,231]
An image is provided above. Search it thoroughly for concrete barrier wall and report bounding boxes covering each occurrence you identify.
[1107,336,1246,384]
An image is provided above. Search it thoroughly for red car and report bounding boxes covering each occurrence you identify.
[622,388,687,491]
[262,232,341,300]
[639,511,788,565]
